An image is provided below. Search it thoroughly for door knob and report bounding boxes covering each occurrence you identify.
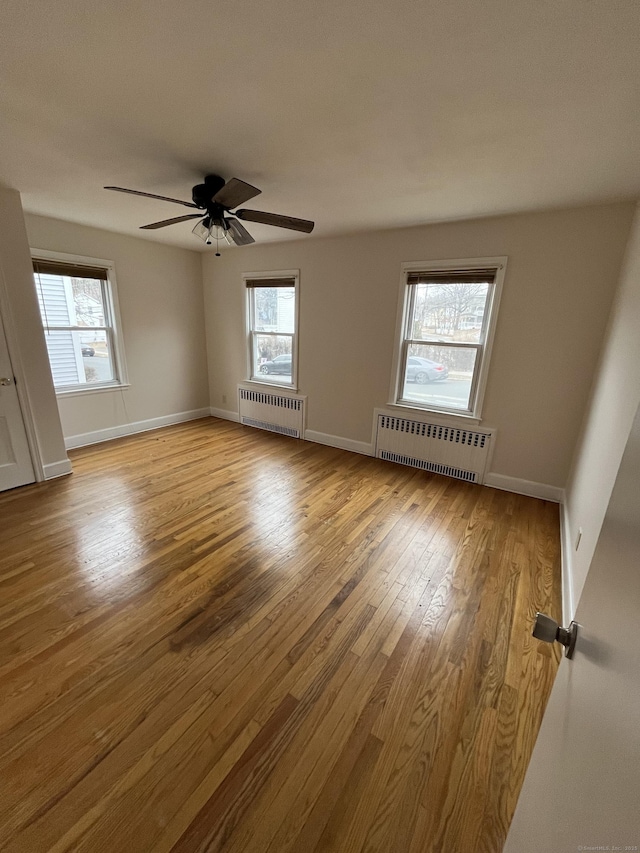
[533,612,579,659]
[0,377,12,386]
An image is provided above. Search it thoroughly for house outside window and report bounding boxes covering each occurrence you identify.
[245,271,299,388]
[32,252,128,394]
[392,258,506,418]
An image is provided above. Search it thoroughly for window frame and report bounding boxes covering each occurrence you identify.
[244,269,300,390]
[31,249,129,396]
[389,257,507,421]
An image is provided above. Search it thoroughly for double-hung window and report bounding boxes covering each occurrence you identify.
[393,258,505,418]
[245,271,299,388]
[32,252,127,393]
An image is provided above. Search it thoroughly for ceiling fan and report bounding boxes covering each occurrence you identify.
[104,174,314,254]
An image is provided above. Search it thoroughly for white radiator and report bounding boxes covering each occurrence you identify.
[238,387,305,438]
[374,412,492,483]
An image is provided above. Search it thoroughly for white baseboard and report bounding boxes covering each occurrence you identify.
[483,472,564,503]
[304,429,373,457]
[210,411,371,454]
[560,499,574,625]
[42,458,73,479]
[64,408,211,449]
[209,407,241,423]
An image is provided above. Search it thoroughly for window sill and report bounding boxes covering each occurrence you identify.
[243,378,299,393]
[55,382,131,398]
[386,401,482,426]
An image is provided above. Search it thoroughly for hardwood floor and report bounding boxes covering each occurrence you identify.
[0,417,562,852]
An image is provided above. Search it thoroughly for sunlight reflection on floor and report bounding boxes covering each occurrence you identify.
[71,478,145,594]
[249,466,298,551]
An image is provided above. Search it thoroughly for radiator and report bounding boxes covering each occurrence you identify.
[238,387,305,438]
[374,413,492,483]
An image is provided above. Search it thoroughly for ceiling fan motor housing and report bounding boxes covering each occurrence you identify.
[192,174,226,209]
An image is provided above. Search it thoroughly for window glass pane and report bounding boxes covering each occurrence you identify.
[253,287,295,334]
[252,334,293,384]
[409,282,489,344]
[35,274,107,327]
[71,278,107,326]
[35,274,73,326]
[401,344,477,411]
[43,330,115,388]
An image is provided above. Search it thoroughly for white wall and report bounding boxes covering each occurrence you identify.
[202,202,634,491]
[25,215,210,444]
[563,201,640,618]
[0,187,68,474]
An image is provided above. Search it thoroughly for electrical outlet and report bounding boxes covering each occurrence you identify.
[222,394,227,404]
[575,527,583,551]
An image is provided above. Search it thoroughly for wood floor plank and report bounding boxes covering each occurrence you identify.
[225,649,389,853]
[0,417,562,852]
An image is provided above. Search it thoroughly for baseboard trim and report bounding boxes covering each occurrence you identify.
[483,472,563,503]
[209,407,241,423]
[42,458,73,479]
[304,429,373,457]
[210,412,371,453]
[560,499,574,625]
[64,408,211,449]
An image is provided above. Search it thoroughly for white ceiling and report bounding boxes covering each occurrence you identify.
[1,0,639,251]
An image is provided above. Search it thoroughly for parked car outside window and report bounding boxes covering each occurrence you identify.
[260,354,292,375]
[405,356,448,384]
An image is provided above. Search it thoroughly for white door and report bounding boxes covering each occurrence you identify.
[504,403,640,851]
[0,310,35,491]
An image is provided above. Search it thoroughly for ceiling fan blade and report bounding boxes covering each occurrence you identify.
[212,178,261,209]
[104,186,198,208]
[235,209,314,233]
[140,214,203,230]
[226,217,255,246]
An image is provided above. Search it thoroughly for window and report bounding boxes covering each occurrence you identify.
[393,258,505,418]
[32,252,127,393]
[245,271,299,387]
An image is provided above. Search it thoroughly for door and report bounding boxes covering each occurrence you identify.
[0,310,35,491]
[504,402,640,851]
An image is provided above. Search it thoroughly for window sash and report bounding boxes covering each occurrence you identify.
[35,272,113,332]
[398,341,484,413]
[249,331,294,384]
[42,328,120,391]
[403,339,482,353]
[43,325,111,333]
[404,281,494,343]
[248,287,296,335]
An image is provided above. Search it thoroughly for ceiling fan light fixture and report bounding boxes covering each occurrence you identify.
[191,218,232,247]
